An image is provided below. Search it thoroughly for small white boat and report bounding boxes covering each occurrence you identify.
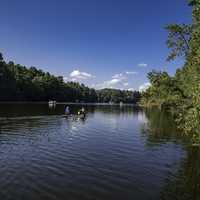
[48,100,56,105]
[109,101,114,105]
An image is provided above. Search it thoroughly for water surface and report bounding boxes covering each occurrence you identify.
[0,103,199,200]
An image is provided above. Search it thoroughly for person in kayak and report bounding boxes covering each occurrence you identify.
[78,107,86,116]
[65,106,70,115]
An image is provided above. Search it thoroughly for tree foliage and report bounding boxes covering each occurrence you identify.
[0,52,3,61]
[0,54,140,103]
[141,0,200,142]
[97,88,140,104]
[165,24,192,61]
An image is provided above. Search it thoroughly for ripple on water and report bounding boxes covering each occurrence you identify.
[0,109,186,200]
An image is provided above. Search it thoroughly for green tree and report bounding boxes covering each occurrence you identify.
[141,0,200,142]
[165,24,192,61]
[0,53,140,104]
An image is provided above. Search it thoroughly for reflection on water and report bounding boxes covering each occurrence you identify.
[141,108,184,145]
[160,147,200,200]
[0,103,199,200]
[142,108,200,200]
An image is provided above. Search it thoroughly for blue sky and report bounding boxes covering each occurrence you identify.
[0,0,191,91]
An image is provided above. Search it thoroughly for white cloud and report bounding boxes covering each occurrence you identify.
[69,69,94,80]
[126,71,138,75]
[139,82,151,92]
[63,77,68,82]
[138,63,148,67]
[112,73,125,79]
[103,78,122,87]
[94,70,138,90]
[95,77,126,89]
[127,88,134,91]
[123,82,129,86]
[64,69,95,83]
[113,71,138,78]
[111,71,137,82]
[70,69,138,90]
[109,79,121,84]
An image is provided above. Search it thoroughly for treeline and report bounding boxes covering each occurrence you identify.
[97,89,140,104]
[140,0,200,142]
[0,54,140,103]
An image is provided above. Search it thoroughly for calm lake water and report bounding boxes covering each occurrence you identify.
[0,103,199,200]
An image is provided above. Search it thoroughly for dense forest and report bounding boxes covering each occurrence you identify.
[0,53,140,104]
[140,0,200,142]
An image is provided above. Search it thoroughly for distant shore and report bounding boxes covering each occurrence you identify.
[0,101,138,106]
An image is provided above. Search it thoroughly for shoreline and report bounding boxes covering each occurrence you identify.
[0,101,139,106]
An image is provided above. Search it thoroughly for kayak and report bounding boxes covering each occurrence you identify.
[77,114,86,119]
[64,114,86,119]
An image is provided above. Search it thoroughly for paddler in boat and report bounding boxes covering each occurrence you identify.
[78,107,86,117]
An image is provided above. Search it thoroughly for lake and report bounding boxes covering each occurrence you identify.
[0,103,199,200]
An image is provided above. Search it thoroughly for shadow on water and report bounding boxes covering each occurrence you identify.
[160,147,200,200]
[140,108,200,200]
[140,108,186,146]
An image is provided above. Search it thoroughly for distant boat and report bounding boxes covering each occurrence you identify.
[109,101,114,105]
[48,100,56,105]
